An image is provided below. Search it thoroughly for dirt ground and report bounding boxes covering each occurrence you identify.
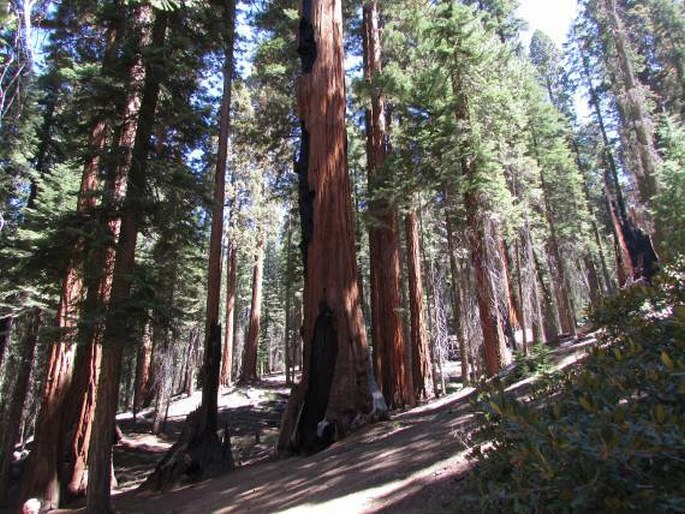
[49,334,596,514]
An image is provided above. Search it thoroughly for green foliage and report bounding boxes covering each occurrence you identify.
[654,115,685,259]
[470,263,685,513]
[510,343,554,382]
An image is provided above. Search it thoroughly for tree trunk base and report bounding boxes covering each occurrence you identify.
[142,410,233,492]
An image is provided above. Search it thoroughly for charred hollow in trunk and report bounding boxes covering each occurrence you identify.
[296,303,338,453]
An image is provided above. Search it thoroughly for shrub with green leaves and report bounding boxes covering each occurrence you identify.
[470,263,685,513]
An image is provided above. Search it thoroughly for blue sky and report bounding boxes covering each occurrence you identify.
[518,0,579,47]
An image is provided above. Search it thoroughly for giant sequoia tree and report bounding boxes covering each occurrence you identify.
[277,0,383,454]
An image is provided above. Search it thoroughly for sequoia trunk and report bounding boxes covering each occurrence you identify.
[405,210,434,400]
[277,0,381,454]
[362,0,411,409]
[241,240,264,383]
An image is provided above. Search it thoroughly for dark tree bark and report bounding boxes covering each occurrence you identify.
[241,239,264,383]
[0,309,41,504]
[0,317,13,370]
[143,0,236,492]
[362,0,412,409]
[133,315,153,419]
[277,0,384,454]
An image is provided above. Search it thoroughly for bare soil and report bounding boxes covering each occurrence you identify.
[51,333,596,514]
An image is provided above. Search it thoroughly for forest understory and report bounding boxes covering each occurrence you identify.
[21,333,593,514]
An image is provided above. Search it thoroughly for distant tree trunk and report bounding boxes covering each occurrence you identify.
[497,237,520,348]
[532,143,576,337]
[278,0,382,454]
[533,249,560,341]
[405,210,434,400]
[182,328,199,397]
[467,204,509,375]
[133,315,153,419]
[283,211,295,385]
[443,197,470,386]
[241,239,264,383]
[220,244,237,387]
[579,46,658,283]
[0,309,41,504]
[85,9,165,512]
[362,0,411,409]
[521,220,545,344]
[143,0,236,491]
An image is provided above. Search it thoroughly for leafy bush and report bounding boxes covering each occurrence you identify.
[469,264,685,513]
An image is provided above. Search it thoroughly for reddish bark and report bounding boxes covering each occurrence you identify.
[466,199,509,376]
[85,9,165,512]
[278,0,378,454]
[220,244,237,387]
[363,0,412,409]
[451,67,508,376]
[20,17,120,506]
[201,0,236,434]
[133,317,153,415]
[405,210,434,400]
[241,239,264,383]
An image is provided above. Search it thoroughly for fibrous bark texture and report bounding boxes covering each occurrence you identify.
[278,0,382,454]
[405,210,434,400]
[85,9,165,512]
[362,0,411,409]
[241,239,264,383]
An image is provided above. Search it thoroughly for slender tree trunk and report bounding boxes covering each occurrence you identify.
[405,210,434,400]
[278,0,382,454]
[536,160,576,336]
[143,1,236,491]
[443,198,470,386]
[85,10,165,512]
[182,328,198,397]
[220,244,237,387]
[241,239,264,383]
[0,310,41,504]
[283,212,295,385]
[498,237,520,348]
[362,0,411,409]
[133,315,153,419]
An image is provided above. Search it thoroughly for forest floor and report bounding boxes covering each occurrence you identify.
[54,332,597,514]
